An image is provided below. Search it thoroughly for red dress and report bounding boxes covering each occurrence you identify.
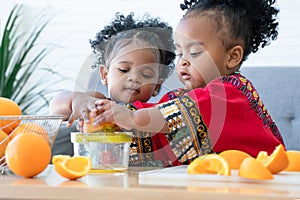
[126,73,284,166]
[156,73,284,164]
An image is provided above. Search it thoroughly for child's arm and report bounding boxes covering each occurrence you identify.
[92,99,169,133]
[49,91,106,123]
[49,91,73,120]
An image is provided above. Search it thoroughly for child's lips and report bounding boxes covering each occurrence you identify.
[180,71,191,80]
[124,88,139,95]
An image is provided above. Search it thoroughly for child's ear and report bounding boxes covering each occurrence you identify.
[227,45,243,69]
[152,79,164,97]
[99,65,108,85]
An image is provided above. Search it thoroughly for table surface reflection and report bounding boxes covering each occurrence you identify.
[0,165,300,200]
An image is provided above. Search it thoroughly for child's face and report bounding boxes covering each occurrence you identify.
[100,44,162,103]
[174,17,230,89]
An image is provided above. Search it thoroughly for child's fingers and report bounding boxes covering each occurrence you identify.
[95,99,110,106]
[67,113,76,127]
[81,108,89,122]
[93,110,114,125]
[87,101,96,112]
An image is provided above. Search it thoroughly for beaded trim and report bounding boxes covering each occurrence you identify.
[221,74,283,143]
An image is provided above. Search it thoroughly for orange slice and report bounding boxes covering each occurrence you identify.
[256,144,289,174]
[52,155,91,180]
[187,154,230,176]
[52,155,70,164]
[219,150,251,170]
[239,157,273,180]
[284,150,300,171]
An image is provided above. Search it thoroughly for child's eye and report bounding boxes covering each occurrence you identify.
[175,53,183,58]
[190,52,203,57]
[118,68,128,73]
[142,73,154,79]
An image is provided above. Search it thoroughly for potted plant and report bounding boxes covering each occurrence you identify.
[0,4,63,115]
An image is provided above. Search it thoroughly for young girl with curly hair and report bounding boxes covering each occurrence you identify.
[91,0,285,165]
[50,12,180,166]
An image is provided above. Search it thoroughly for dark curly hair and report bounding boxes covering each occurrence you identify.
[90,12,175,80]
[179,0,279,62]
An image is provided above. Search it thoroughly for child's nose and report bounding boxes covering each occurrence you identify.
[178,57,190,68]
[127,74,141,84]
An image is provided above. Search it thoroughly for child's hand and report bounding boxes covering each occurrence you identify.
[92,99,134,130]
[67,92,97,127]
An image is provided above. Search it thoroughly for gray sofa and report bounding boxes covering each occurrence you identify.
[51,66,300,157]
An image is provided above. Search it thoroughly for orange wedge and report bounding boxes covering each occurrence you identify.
[52,155,91,180]
[256,144,289,174]
[187,154,230,176]
[219,150,251,170]
[284,150,300,171]
[239,157,273,180]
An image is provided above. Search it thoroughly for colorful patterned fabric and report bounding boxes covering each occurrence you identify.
[157,73,284,164]
[126,89,187,167]
[125,73,284,166]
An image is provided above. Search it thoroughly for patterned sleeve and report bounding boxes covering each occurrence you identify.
[156,96,213,164]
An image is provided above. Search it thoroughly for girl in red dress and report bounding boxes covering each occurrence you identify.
[92,0,285,165]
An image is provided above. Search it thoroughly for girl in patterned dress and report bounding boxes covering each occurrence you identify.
[91,0,285,165]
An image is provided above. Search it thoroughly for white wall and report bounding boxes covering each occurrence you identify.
[1,0,299,113]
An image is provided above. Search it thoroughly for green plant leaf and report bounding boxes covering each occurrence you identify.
[0,4,66,115]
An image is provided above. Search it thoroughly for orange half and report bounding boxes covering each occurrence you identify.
[83,113,115,133]
[284,150,300,171]
[187,154,230,176]
[219,150,251,170]
[256,144,289,174]
[239,157,273,180]
[52,155,91,180]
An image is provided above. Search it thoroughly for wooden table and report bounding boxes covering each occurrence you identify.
[0,165,300,200]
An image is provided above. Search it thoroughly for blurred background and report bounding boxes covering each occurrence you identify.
[1,0,299,114]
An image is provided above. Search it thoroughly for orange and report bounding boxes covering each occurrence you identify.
[239,157,273,180]
[284,150,300,171]
[0,97,22,134]
[11,123,48,141]
[52,155,91,180]
[5,133,51,178]
[256,144,289,174]
[219,150,251,170]
[83,112,115,133]
[0,130,10,162]
[187,154,230,176]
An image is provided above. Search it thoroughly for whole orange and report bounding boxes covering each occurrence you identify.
[5,133,51,178]
[11,123,48,141]
[0,97,22,134]
[0,130,10,162]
